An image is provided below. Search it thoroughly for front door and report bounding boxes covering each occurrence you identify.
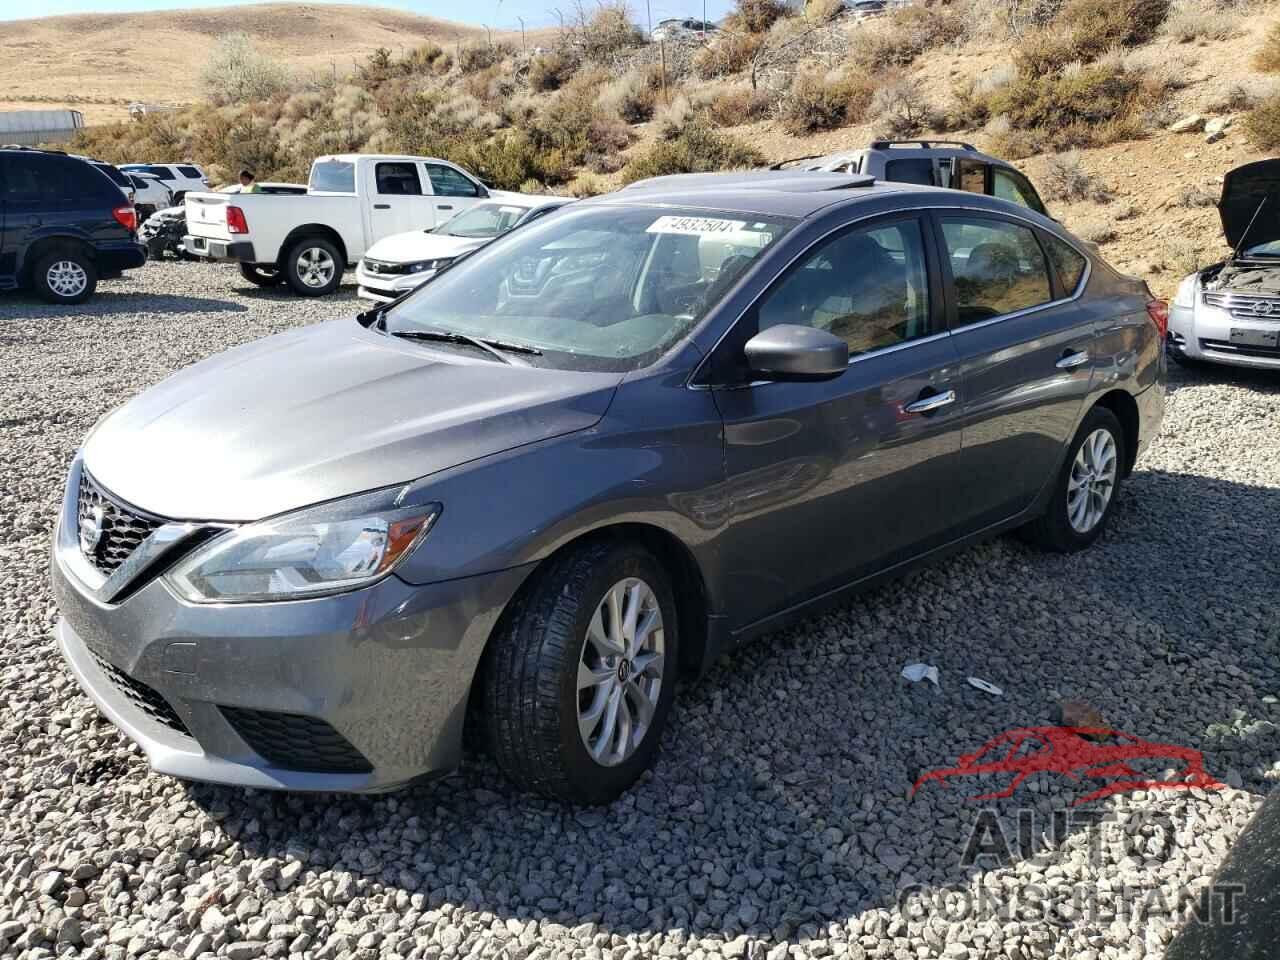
[368,160,431,242]
[710,215,966,631]
[934,212,1097,528]
[423,162,484,226]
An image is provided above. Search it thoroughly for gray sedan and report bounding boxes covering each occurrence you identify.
[51,172,1166,803]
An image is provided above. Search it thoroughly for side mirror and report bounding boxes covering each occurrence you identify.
[743,324,848,381]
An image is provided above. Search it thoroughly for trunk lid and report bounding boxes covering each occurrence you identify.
[184,193,233,241]
[1220,159,1280,252]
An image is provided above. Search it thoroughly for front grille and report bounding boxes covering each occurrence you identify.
[92,653,191,737]
[77,471,165,575]
[1202,292,1280,322]
[220,707,372,774]
[1200,337,1280,360]
[361,258,409,276]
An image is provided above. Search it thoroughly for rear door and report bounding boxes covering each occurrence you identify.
[423,162,484,225]
[1,154,67,277]
[709,213,966,630]
[367,160,430,240]
[934,211,1096,528]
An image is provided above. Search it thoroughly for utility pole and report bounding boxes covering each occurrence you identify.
[702,0,706,39]
[645,0,652,37]
[518,16,527,51]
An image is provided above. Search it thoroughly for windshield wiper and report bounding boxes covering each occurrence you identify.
[389,328,542,362]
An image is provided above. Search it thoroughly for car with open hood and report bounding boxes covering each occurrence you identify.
[355,195,572,303]
[51,172,1164,803]
[1169,159,1280,370]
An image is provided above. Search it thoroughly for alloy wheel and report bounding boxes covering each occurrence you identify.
[296,248,336,288]
[47,260,88,298]
[1067,427,1118,533]
[577,577,665,767]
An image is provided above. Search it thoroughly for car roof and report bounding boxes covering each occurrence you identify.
[600,171,910,217]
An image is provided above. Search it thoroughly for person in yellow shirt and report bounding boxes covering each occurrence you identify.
[238,169,261,194]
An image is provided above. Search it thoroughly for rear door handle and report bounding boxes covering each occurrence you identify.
[436,204,453,211]
[372,203,391,210]
[1056,350,1090,369]
[904,389,957,415]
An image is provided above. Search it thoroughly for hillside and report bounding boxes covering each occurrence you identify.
[0,3,504,123]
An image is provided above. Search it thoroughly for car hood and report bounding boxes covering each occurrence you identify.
[363,230,486,264]
[1220,159,1280,250]
[83,319,621,522]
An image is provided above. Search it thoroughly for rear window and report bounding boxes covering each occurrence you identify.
[310,160,355,193]
[126,165,175,180]
[884,158,935,186]
[93,163,131,190]
[1043,233,1088,295]
[177,165,203,178]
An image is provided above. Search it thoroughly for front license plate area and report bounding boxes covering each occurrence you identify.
[1229,328,1280,348]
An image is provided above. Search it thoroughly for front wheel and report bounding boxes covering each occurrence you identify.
[239,262,283,287]
[283,238,342,296]
[481,540,679,804]
[1021,406,1125,552]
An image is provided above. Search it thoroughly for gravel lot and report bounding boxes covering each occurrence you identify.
[1,261,1277,960]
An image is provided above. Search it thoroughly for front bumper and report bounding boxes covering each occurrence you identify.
[183,235,257,263]
[51,461,531,792]
[1169,298,1280,370]
[355,261,434,303]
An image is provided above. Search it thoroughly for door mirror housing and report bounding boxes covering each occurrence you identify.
[743,324,848,381]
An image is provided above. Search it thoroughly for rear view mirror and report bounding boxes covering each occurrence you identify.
[744,324,848,381]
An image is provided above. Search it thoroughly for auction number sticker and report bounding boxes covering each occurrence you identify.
[646,215,748,236]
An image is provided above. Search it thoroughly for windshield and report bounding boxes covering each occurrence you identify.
[1242,239,1280,257]
[384,205,792,372]
[442,202,540,239]
[310,159,355,193]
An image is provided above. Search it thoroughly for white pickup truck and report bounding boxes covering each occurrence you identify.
[183,154,493,296]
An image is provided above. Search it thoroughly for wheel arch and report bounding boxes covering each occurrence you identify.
[1093,389,1140,477]
[279,225,348,270]
[20,235,95,285]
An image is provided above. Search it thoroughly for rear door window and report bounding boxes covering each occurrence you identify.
[375,162,422,195]
[425,163,480,197]
[939,216,1052,325]
[883,158,934,186]
[956,159,987,195]
[4,155,113,206]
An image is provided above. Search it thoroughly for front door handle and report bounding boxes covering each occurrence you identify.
[904,389,957,415]
[1056,349,1090,370]
[436,204,453,211]
[372,203,391,210]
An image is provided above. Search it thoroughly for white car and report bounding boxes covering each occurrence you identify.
[1168,159,1280,371]
[356,196,572,303]
[651,17,717,41]
[120,162,211,201]
[126,172,173,220]
[184,154,495,296]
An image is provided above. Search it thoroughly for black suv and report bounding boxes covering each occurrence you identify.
[0,148,147,304]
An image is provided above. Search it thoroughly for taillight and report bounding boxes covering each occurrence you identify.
[112,205,137,232]
[1146,299,1169,339]
[226,206,249,234]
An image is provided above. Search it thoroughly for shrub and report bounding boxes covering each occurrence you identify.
[983,114,1044,159]
[726,0,790,33]
[867,76,941,138]
[1076,217,1118,244]
[1018,0,1170,73]
[458,41,513,74]
[706,86,772,126]
[1178,184,1217,208]
[529,49,580,91]
[1256,23,1280,73]
[200,33,293,104]
[778,67,875,135]
[598,70,658,123]
[1041,151,1112,202]
[578,2,645,61]
[1160,0,1239,42]
[569,172,609,197]
[621,121,764,182]
[693,31,764,78]
[849,5,967,70]
[1245,93,1280,150]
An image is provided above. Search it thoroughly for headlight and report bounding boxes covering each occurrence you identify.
[165,498,440,603]
[408,258,452,274]
[1174,274,1198,309]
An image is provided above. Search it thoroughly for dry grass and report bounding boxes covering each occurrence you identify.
[1160,0,1241,42]
[1042,151,1113,202]
[1256,22,1280,72]
[1246,92,1280,150]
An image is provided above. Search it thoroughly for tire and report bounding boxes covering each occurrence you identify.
[33,248,98,305]
[481,539,679,804]
[1021,406,1126,553]
[239,262,284,287]
[283,237,342,296]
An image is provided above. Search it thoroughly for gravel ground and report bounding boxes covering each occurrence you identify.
[0,261,1277,960]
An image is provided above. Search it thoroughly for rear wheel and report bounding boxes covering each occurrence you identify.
[283,238,342,296]
[33,248,97,304]
[481,539,679,804]
[1021,406,1125,552]
[239,263,284,287]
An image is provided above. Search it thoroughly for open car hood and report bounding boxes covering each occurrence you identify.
[1220,159,1280,251]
